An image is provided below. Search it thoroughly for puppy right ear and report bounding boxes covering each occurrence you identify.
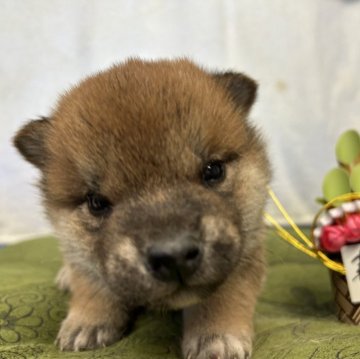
[13,117,51,169]
[213,72,257,115]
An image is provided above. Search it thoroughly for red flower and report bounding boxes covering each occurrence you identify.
[320,225,347,253]
[320,213,360,252]
[345,213,360,242]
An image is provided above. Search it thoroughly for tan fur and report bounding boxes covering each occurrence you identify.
[182,246,265,358]
[14,58,271,358]
[55,267,128,351]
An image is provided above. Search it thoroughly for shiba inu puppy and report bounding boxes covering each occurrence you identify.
[14,58,270,359]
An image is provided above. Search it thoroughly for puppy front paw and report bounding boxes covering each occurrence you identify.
[56,313,124,351]
[182,333,251,359]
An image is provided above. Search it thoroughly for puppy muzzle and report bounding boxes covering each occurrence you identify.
[147,233,203,283]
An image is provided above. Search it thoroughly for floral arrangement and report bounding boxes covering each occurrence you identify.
[313,130,360,253]
[265,129,360,323]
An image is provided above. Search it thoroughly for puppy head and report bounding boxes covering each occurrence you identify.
[14,59,270,309]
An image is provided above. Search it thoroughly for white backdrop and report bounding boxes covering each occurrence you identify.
[1,0,359,243]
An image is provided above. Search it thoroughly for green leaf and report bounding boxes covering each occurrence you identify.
[350,163,360,192]
[322,168,351,203]
[335,129,360,166]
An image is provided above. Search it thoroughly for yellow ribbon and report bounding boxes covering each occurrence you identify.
[264,189,360,275]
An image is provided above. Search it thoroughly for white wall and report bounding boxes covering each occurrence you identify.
[1,0,359,243]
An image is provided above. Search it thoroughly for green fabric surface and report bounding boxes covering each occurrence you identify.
[1,230,360,359]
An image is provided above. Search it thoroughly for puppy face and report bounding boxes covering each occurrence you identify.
[14,59,270,309]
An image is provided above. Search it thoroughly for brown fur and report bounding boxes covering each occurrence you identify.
[14,58,271,358]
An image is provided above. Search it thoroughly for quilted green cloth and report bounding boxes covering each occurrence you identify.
[1,230,360,359]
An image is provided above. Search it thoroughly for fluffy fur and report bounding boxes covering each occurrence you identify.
[14,58,270,358]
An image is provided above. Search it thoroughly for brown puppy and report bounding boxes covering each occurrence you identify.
[14,58,270,359]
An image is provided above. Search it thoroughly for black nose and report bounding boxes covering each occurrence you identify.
[147,238,202,283]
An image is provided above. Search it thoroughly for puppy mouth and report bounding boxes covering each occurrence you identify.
[162,282,220,309]
[177,282,219,298]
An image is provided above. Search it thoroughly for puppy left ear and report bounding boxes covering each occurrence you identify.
[213,72,257,114]
[13,117,51,169]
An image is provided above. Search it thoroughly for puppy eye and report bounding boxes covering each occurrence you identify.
[202,160,225,185]
[87,192,112,216]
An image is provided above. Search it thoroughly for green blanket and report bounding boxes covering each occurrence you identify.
[1,230,359,359]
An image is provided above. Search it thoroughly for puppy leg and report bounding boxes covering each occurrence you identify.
[182,247,265,359]
[55,264,72,291]
[56,269,129,351]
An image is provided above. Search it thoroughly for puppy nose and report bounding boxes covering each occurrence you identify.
[147,238,202,283]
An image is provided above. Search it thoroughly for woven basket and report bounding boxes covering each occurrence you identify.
[330,269,360,324]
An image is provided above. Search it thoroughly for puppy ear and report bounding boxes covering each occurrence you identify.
[13,117,51,169]
[213,72,257,114]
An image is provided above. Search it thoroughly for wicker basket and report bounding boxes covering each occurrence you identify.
[330,269,360,324]
[266,188,360,325]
